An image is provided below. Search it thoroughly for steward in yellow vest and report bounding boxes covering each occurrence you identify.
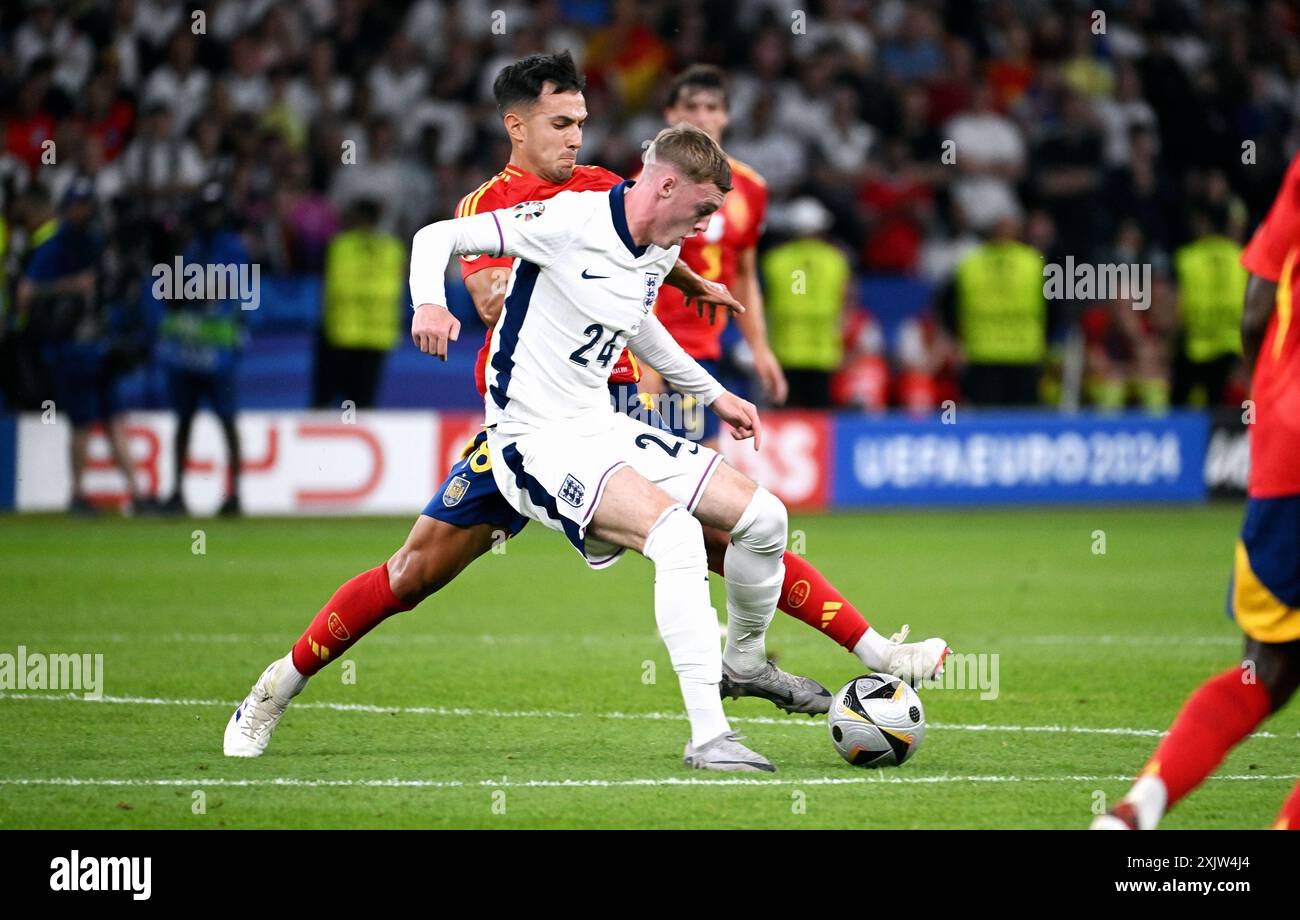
[313,199,406,409]
[1171,208,1247,407]
[946,217,1046,405]
[761,199,850,407]
[955,239,1046,366]
[1174,235,1245,363]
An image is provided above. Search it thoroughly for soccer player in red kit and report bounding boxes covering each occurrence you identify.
[224,53,947,758]
[640,65,789,446]
[1093,152,1300,829]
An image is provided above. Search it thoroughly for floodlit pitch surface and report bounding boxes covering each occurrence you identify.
[1,506,1295,829]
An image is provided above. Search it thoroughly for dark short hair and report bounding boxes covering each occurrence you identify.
[665,64,728,110]
[492,51,586,116]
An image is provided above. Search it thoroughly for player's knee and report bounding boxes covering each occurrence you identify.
[643,504,706,573]
[731,486,787,556]
[1247,639,1300,712]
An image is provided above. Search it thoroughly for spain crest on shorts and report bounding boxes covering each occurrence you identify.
[559,474,586,508]
[443,475,471,507]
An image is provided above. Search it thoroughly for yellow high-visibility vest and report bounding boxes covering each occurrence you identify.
[955,240,1046,365]
[761,238,850,371]
[1174,235,1246,362]
[322,229,406,351]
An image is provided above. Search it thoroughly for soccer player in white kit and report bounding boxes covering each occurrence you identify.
[408,123,820,772]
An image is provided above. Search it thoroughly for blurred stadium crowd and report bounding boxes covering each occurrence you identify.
[2,0,1298,449]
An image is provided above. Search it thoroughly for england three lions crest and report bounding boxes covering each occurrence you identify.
[642,272,660,313]
[559,474,586,508]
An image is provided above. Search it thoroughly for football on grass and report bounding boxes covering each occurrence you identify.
[828,674,926,767]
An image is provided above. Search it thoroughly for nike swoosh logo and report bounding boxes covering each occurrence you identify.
[581,270,610,280]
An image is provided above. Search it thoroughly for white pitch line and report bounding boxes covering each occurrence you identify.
[6,632,1245,648]
[0,691,1293,739]
[0,774,1294,790]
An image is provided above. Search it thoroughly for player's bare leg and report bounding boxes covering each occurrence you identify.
[386,516,501,604]
[223,517,499,757]
[690,463,834,715]
[104,416,150,512]
[1091,636,1300,829]
[588,466,773,772]
[67,426,97,515]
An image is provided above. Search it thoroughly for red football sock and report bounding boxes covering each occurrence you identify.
[290,564,414,676]
[1275,778,1300,830]
[1142,666,1272,810]
[774,552,872,651]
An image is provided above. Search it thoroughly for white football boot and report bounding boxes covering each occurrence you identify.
[683,731,776,773]
[223,654,302,757]
[878,625,950,686]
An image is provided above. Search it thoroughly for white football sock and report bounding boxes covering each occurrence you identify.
[852,628,894,671]
[643,505,729,747]
[722,488,787,678]
[270,652,308,705]
[1122,774,1168,830]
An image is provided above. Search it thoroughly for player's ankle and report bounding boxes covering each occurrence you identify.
[722,649,766,679]
[1123,774,1168,830]
[853,627,893,671]
[272,652,310,704]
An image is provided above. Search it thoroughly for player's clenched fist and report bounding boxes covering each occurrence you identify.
[412,303,460,360]
[709,391,763,451]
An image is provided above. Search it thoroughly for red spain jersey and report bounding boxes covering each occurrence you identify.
[456,163,642,394]
[652,158,768,360]
[1240,151,1300,498]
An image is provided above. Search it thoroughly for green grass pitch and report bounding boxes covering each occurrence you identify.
[1,505,1295,829]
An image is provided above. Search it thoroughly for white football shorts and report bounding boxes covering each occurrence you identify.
[487,411,723,568]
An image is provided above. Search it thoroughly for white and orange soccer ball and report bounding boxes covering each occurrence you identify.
[828,673,926,767]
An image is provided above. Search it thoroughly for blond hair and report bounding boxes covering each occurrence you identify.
[643,123,732,193]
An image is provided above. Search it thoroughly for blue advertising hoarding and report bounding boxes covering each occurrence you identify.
[832,411,1210,507]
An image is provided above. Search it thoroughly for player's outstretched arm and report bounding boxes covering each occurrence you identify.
[408,211,507,359]
[731,245,788,405]
[410,198,584,359]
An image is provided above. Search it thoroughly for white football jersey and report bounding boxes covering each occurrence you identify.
[481,182,680,431]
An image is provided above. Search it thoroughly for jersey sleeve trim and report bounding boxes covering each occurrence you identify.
[491,212,504,258]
